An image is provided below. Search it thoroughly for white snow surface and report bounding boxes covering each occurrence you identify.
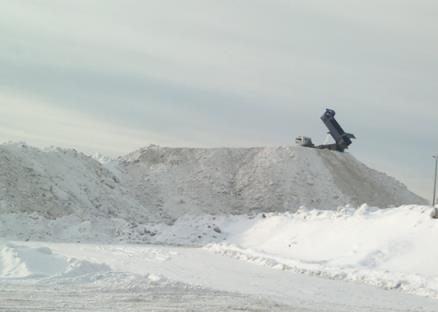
[2,240,438,312]
[0,242,110,279]
[1,204,438,300]
[1,142,436,310]
[205,205,438,299]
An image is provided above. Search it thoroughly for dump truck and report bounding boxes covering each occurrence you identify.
[296,109,355,152]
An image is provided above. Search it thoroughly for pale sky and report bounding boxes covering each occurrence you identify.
[1,0,437,200]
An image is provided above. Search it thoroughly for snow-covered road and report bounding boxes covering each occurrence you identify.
[0,282,292,312]
[2,241,436,312]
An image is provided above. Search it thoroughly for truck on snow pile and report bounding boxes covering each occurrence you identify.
[296,109,356,152]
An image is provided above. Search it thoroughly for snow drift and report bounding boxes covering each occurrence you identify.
[204,205,438,298]
[0,242,109,279]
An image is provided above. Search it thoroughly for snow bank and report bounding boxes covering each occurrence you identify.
[119,145,426,219]
[0,242,109,280]
[204,205,438,298]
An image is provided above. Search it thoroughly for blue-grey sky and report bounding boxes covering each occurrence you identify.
[1,0,437,200]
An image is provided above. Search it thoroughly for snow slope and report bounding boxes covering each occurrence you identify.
[118,145,426,219]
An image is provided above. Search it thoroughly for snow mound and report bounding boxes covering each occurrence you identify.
[0,143,152,222]
[118,145,426,219]
[204,205,438,298]
[0,243,110,279]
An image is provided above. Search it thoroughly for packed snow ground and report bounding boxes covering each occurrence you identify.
[2,241,438,312]
[0,244,291,312]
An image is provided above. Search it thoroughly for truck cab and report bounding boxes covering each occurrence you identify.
[295,136,315,147]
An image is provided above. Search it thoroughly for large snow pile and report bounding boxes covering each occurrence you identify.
[0,143,152,222]
[0,143,426,223]
[118,145,426,218]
